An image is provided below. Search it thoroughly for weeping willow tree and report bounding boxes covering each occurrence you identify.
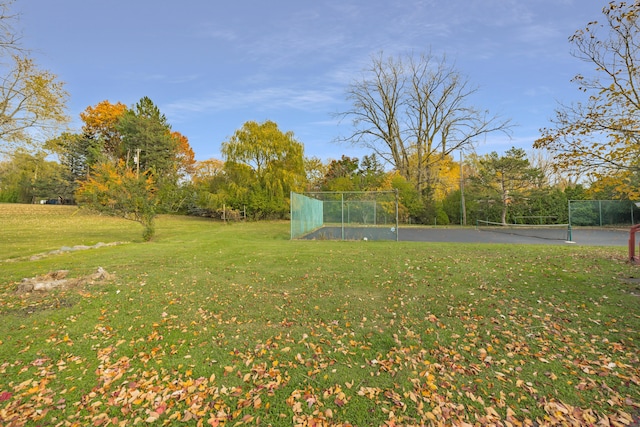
[221,120,307,219]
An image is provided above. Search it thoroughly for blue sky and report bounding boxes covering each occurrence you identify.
[17,1,606,163]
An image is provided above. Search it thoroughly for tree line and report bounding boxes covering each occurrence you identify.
[0,1,639,240]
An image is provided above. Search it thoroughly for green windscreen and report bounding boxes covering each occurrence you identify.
[569,200,639,227]
[291,191,399,241]
[290,192,324,239]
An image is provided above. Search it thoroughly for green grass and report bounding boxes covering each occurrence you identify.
[1,204,639,426]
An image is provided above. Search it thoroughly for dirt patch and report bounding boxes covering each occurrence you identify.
[619,277,640,297]
[1,242,128,264]
[16,267,115,293]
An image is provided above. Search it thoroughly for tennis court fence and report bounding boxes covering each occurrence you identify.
[569,200,638,227]
[291,191,399,240]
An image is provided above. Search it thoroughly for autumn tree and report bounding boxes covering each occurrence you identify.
[171,131,196,178]
[304,156,327,192]
[221,120,306,218]
[71,97,195,233]
[76,161,157,241]
[534,1,640,199]
[187,158,227,217]
[192,158,225,185]
[46,101,127,186]
[338,52,510,200]
[79,100,127,159]
[0,1,69,154]
[322,155,360,191]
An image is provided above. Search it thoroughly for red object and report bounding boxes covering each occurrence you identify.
[630,224,640,263]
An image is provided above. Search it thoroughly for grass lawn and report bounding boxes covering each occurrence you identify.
[0,204,639,426]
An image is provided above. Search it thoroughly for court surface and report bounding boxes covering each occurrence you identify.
[303,226,632,246]
[398,227,629,246]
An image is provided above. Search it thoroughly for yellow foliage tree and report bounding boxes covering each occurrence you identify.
[79,100,127,158]
[535,1,640,200]
[427,155,461,202]
[0,55,69,152]
[76,161,158,241]
[192,158,224,185]
[171,131,196,177]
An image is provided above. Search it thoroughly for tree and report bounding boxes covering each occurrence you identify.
[0,1,20,54]
[171,131,196,178]
[358,154,386,190]
[338,52,511,197]
[79,100,127,159]
[69,97,194,233]
[76,161,157,241]
[304,156,327,192]
[322,155,360,191]
[117,96,177,176]
[0,1,69,153]
[221,120,306,218]
[188,158,227,217]
[0,149,70,203]
[387,171,422,223]
[534,1,640,200]
[46,101,128,188]
[474,147,542,224]
[0,55,69,152]
[45,132,100,196]
[192,158,224,186]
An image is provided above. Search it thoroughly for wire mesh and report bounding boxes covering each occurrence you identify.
[568,200,639,227]
[290,192,324,239]
[290,191,399,240]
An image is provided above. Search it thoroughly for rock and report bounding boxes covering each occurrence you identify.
[15,268,113,294]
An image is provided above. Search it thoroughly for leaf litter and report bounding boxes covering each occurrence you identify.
[0,248,639,426]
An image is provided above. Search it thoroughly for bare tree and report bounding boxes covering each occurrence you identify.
[337,52,511,196]
[527,148,584,188]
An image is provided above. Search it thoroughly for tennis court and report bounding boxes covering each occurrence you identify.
[301,225,631,246]
[399,226,629,246]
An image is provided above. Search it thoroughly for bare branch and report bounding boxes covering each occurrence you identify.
[336,51,511,195]
[536,1,640,198]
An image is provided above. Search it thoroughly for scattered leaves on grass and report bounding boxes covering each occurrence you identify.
[1,241,639,425]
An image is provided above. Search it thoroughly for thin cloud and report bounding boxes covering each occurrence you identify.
[118,71,200,85]
[164,86,342,119]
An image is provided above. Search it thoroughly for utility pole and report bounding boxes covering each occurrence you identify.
[135,148,141,178]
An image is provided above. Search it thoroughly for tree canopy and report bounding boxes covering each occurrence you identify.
[0,2,69,154]
[535,1,640,199]
[76,161,158,241]
[79,100,127,159]
[473,147,543,224]
[221,120,306,219]
[338,52,511,197]
[117,96,178,176]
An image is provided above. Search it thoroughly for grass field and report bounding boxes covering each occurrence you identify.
[0,203,639,426]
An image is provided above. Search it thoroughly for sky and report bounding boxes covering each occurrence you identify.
[15,0,607,164]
